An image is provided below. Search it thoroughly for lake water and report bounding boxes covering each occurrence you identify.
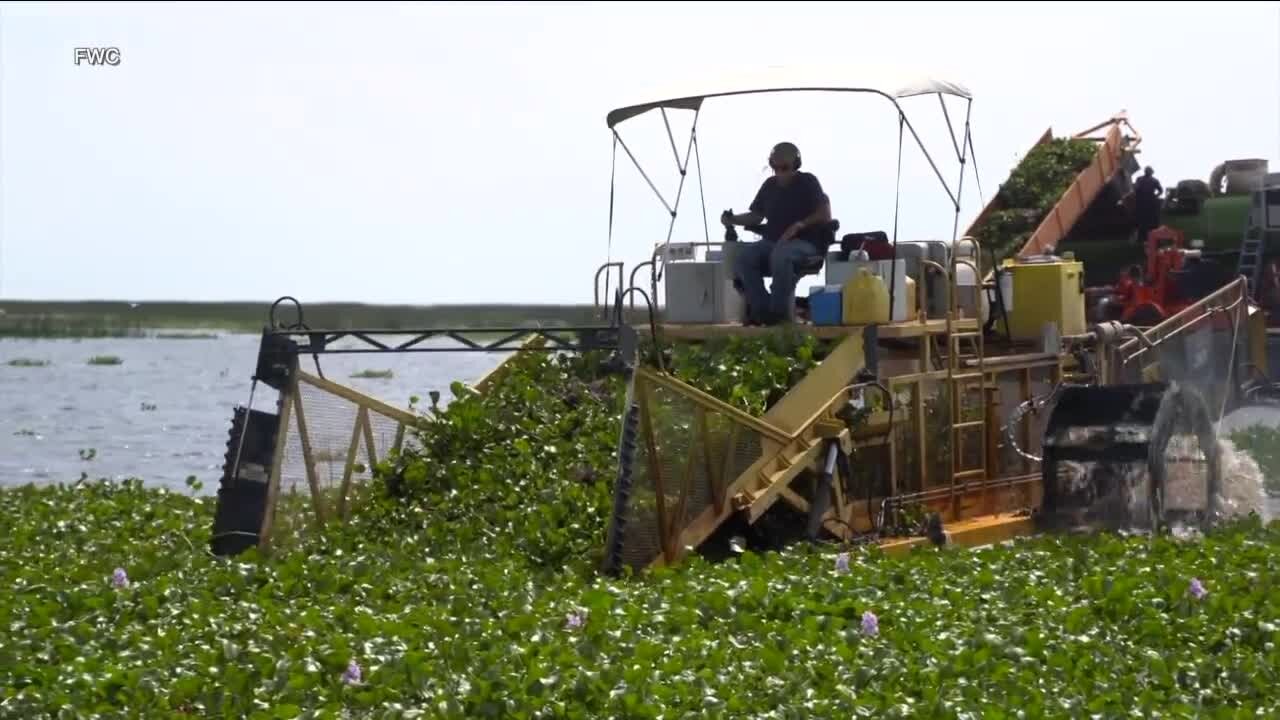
[0,334,506,492]
[3,333,1277,517]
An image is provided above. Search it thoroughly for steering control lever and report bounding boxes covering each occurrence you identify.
[721,209,739,242]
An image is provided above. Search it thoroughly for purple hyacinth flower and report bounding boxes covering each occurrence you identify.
[111,568,128,590]
[861,610,879,637]
[835,552,850,574]
[1189,578,1208,601]
[565,611,585,630]
[342,659,362,685]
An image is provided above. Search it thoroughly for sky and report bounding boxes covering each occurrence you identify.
[1,0,1278,305]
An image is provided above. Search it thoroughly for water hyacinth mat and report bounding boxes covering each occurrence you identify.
[4,480,1280,718]
[5,348,1280,718]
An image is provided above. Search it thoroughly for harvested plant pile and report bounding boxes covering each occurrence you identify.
[972,138,1098,262]
[373,334,827,567]
[664,331,832,415]
[5,342,1280,717]
[375,350,627,568]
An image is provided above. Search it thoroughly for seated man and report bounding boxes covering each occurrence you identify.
[722,142,833,325]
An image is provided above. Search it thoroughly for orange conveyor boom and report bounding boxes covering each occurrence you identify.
[963,112,1141,260]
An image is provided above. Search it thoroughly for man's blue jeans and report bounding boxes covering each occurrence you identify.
[733,239,820,323]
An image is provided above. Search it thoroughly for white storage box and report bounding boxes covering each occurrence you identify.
[663,244,744,324]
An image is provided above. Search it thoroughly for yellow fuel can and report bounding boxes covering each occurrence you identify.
[842,268,891,325]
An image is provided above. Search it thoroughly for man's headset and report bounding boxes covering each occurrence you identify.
[768,142,802,171]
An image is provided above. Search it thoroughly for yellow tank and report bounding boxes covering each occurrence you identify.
[842,268,891,325]
[1001,256,1086,340]
[904,276,918,320]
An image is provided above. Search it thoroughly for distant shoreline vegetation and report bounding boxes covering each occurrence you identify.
[0,301,651,338]
[350,368,394,379]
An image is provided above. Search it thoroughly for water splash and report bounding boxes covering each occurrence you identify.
[1053,434,1267,534]
[1216,436,1268,522]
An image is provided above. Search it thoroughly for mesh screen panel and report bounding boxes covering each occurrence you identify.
[612,372,767,570]
[266,373,415,548]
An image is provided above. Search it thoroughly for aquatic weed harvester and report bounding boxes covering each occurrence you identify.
[210,67,1274,572]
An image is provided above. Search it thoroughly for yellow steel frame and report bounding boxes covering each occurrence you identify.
[626,314,1070,569]
[616,232,1088,569]
[878,513,1036,557]
[258,370,423,550]
[257,333,553,550]
[251,270,1262,567]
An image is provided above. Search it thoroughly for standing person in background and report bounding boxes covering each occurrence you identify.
[1133,166,1164,245]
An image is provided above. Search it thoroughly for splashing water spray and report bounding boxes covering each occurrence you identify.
[1027,380,1269,537]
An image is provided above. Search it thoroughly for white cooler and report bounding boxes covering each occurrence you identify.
[662,243,744,324]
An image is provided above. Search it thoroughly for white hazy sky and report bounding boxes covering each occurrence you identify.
[1,1,1278,305]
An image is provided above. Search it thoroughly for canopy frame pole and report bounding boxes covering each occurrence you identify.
[938,93,963,164]
[610,89,967,218]
[949,99,972,244]
[966,121,985,208]
[660,108,702,272]
[889,112,905,323]
[611,89,967,233]
[608,88,975,300]
[615,130,675,216]
[661,108,685,174]
[900,111,958,209]
[693,129,710,245]
[605,133,618,309]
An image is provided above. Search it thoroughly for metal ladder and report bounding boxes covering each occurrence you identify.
[1237,222,1264,297]
[1234,179,1280,298]
[945,236,988,505]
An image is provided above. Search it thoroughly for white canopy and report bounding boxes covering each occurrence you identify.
[606,65,972,128]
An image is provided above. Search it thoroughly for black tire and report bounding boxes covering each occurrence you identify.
[1146,383,1222,532]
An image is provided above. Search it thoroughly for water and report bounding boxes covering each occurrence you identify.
[4,334,1278,518]
[1217,437,1271,520]
[1220,406,1280,520]
[1219,404,1280,435]
[0,334,506,492]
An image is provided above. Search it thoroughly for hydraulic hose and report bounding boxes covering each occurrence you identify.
[1003,320,1154,464]
[833,378,893,536]
[1003,383,1065,464]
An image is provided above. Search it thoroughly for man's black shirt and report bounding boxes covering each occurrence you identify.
[749,171,831,249]
[1134,175,1163,219]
